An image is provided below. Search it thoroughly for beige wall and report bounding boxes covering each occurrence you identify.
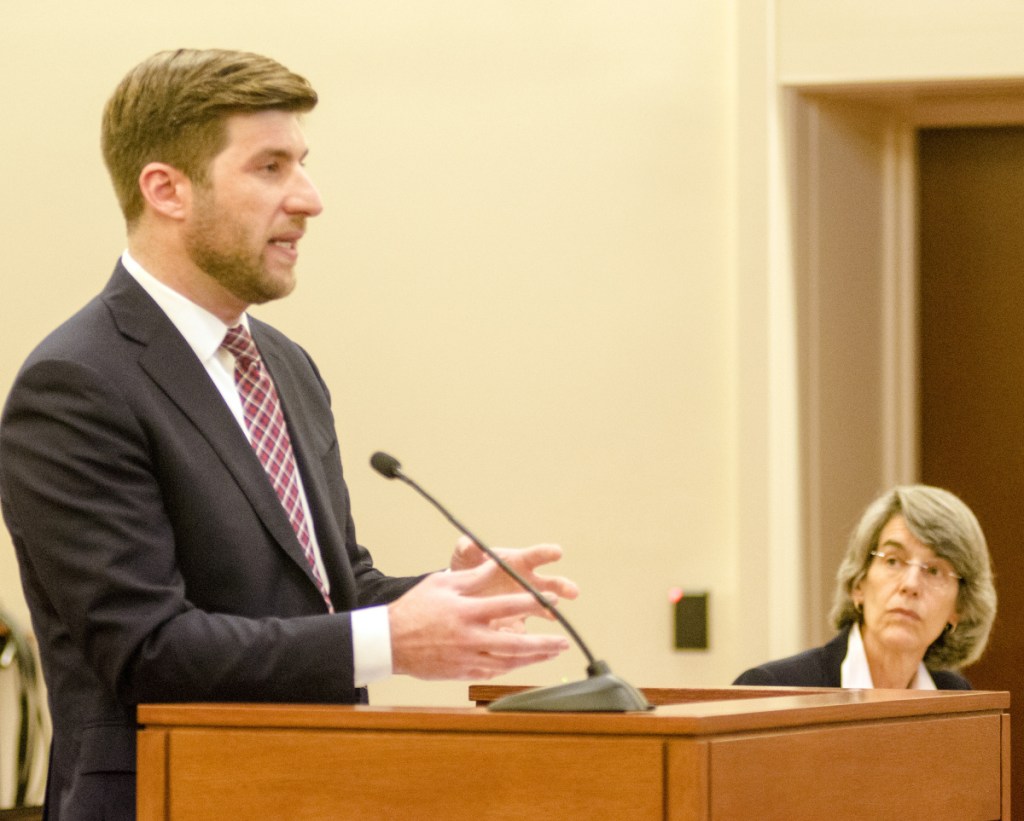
[9,2,1023,712]
[777,0,1024,84]
[0,1,750,707]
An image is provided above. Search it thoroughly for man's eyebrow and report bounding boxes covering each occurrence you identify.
[252,147,310,162]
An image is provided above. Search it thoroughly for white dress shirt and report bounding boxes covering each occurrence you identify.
[840,621,937,689]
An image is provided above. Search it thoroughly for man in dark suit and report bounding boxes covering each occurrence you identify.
[0,48,577,821]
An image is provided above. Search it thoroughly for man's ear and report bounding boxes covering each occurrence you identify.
[137,162,192,220]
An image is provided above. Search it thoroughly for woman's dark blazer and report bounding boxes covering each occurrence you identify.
[732,626,971,689]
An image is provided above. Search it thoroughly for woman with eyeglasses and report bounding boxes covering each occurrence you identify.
[733,485,997,689]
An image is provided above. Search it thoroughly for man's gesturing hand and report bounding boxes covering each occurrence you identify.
[389,553,575,681]
[448,537,579,603]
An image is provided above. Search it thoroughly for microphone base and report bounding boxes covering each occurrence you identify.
[486,660,653,713]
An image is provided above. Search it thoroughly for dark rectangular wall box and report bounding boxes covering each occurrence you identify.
[674,592,709,650]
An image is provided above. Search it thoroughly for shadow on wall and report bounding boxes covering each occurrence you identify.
[0,607,47,815]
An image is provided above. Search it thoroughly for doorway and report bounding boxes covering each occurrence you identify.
[918,124,1024,815]
[790,87,1024,816]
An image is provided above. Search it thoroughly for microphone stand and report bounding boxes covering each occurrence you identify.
[371,452,651,712]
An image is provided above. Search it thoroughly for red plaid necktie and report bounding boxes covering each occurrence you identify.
[222,324,333,612]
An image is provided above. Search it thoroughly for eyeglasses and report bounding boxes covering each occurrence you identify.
[869,550,962,590]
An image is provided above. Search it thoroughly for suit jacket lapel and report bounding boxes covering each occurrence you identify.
[254,326,358,605]
[821,627,852,686]
[101,265,329,599]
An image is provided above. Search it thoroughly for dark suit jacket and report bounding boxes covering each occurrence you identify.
[0,263,423,819]
[732,625,971,689]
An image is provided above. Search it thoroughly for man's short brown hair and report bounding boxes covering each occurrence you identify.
[101,49,318,226]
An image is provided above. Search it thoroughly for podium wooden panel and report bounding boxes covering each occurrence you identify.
[137,687,1010,820]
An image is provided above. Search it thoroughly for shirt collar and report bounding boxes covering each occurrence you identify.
[121,249,247,363]
[841,622,937,689]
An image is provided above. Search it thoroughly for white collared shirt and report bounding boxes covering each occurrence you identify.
[840,622,937,689]
[121,250,391,686]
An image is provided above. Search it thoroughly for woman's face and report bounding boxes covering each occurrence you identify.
[853,514,961,663]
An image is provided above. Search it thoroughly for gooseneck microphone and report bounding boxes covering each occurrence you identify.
[370,450,651,712]
[370,452,595,662]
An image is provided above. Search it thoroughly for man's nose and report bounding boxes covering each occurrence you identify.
[286,167,323,217]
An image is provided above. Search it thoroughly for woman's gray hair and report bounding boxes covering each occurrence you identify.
[830,485,996,670]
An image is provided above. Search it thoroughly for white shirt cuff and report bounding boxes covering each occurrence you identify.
[351,605,393,687]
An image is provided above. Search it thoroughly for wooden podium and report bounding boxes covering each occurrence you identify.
[137,686,1009,820]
